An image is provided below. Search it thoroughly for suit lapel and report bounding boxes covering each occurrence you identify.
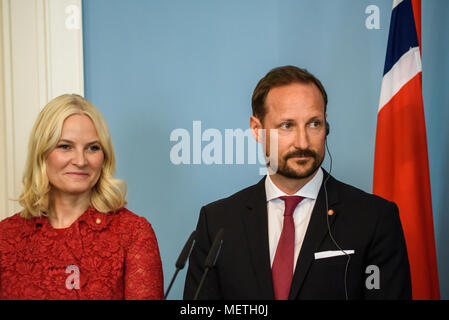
[242,177,275,299]
[289,171,340,299]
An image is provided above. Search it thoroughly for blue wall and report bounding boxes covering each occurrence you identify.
[422,0,449,300]
[82,0,449,299]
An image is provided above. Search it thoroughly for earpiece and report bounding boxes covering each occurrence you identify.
[325,121,330,136]
[324,136,350,300]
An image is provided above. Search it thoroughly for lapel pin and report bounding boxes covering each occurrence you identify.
[327,209,334,216]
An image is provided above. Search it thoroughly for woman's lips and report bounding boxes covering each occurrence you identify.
[66,172,89,176]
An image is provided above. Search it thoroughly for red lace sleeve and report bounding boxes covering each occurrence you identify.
[123,217,164,300]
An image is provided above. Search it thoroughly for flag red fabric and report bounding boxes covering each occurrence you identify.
[373,0,440,300]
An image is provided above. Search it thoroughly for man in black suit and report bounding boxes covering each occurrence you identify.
[184,66,411,300]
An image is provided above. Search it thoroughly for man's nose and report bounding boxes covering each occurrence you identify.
[294,127,309,150]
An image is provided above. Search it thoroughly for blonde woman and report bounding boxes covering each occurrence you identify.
[0,94,163,299]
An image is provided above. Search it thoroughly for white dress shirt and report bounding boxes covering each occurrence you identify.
[265,168,323,270]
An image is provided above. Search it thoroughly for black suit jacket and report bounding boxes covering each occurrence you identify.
[184,172,411,300]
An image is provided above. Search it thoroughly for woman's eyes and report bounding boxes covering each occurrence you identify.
[56,144,101,151]
[89,145,101,152]
[57,144,71,150]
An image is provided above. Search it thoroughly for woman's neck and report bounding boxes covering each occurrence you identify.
[48,191,91,229]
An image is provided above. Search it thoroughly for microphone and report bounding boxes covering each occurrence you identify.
[163,230,197,300]
[193,228,224,300]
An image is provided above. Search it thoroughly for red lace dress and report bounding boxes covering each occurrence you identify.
[0,207,164,300]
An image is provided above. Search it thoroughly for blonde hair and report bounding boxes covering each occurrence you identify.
[18,94,127,218]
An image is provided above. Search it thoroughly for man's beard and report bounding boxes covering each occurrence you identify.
[276,148,324,179]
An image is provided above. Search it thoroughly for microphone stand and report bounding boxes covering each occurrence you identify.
[193,228,224,300]
[163,230,197,300]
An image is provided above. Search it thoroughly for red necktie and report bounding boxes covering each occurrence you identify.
[272,195,304,300]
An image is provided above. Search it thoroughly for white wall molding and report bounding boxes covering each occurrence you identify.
[44,0,84,101]
[0,1,8,219]
[0,0,84,220]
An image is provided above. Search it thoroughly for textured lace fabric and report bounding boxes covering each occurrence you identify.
[0,207,164,300]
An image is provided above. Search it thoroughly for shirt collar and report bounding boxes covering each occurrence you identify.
[265,167,323,201]
[33,206,111,232]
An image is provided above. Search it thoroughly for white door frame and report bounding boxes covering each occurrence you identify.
[0,0,84,219]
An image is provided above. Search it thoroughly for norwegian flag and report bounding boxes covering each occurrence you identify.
[373,0,440,299]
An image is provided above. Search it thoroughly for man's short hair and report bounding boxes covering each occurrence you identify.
[251,65,328,121]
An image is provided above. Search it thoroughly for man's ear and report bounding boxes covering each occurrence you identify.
[249,116,263,143]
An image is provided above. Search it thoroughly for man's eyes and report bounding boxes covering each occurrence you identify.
[309,120,322,128]
[279,121,322,129]
[280,122,292,129]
